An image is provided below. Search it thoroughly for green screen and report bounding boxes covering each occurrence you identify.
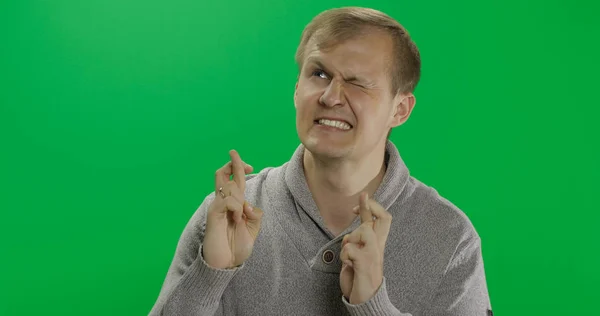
[1,0,598,315]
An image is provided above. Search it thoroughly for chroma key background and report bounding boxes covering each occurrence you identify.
[1,0,598,315]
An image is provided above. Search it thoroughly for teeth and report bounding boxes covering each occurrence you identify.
[318,119,351,130]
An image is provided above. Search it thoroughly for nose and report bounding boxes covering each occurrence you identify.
[319,79,345,108]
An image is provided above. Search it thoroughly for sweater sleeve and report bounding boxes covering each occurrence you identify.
[148,195,241,316]
[342,278,413,316]
[425,236,492,315]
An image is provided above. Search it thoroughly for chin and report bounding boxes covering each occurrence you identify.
[301,135,354,159]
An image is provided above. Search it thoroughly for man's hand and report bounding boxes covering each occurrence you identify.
[340,192,392,305]
[202,150,264,269]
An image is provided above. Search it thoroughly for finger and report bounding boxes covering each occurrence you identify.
[215,161,234,194]
[214,160,253,194]
[367,199,392,249]
[340,242,360,263]
[215,180,238,201]
[223,196,244,223]
[229,150,247,192]
[344,227,362,246]
[344,224,376,247]
[341,259,354,278]
[242,201,262,221]
[358,192,374,224]
[223,181,244,203]
[242,202,255,219]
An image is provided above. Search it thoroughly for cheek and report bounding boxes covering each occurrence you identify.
[295,87,321,114]
[346,91,372,117]
[294,94,315,124]
[299,78,327,98]
[349,95,391,130]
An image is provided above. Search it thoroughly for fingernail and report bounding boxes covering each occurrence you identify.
[352,205,359,213]
[248,205,254,212]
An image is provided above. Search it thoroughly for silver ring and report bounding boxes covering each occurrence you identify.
[218,186,226,198]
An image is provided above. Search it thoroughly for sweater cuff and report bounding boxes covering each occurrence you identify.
[177,248,242,307]
[342,278,402,316]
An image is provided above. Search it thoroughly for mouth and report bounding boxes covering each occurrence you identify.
[313,118,353,131]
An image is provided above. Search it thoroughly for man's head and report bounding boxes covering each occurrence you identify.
[294,7,420,160]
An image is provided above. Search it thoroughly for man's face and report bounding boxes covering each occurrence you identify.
[294,30,412,160]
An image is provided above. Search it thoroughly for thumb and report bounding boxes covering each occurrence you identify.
[243,202,263,240]
[243,162,254,174]
[243,201,263,222]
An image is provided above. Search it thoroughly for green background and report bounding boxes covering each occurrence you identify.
[1,0,598,315]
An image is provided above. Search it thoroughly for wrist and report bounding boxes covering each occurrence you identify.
[350,276,383,304]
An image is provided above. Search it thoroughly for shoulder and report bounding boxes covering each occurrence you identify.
[399,176,480,244]
[243,163,285,197]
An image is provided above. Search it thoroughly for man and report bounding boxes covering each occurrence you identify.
[149,7,492,316]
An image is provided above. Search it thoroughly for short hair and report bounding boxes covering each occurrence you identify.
[295,7,421,95]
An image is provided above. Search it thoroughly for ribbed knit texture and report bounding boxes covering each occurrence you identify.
[149,141,491,315]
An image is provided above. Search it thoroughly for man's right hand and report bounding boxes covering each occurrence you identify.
[202,150,264,269]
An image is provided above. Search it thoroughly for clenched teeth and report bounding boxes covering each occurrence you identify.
[318,119,352,130]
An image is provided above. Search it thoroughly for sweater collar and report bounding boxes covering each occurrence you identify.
[284,141,410,222]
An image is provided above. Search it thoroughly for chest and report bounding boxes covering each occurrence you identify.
[215,217,437,316]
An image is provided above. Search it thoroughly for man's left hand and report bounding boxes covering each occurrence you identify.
[340,192,392,305]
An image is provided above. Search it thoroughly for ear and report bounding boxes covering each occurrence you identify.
[390,93,416,128]
[294,81,299,108]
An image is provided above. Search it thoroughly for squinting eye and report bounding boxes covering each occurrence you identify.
[312,69,328,80]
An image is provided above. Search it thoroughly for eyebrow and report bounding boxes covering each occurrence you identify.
[307,58,371,86]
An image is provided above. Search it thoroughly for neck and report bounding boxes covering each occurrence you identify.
[303,143,388,235]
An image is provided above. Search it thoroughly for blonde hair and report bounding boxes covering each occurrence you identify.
[295,7,421,95]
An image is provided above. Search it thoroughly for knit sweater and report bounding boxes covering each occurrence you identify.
[149,141,492,315]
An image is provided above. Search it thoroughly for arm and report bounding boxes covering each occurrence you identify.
[340,194,413,316]
[342,236,491,316]
[340,194,491,316]
[149,151,261,316]
[148,195,241,316]
[424,236,492,315]
[342,278,413,316]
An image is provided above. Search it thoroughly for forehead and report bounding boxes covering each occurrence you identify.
[303,30,394,78]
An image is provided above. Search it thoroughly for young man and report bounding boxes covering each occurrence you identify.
[149,7,492,316]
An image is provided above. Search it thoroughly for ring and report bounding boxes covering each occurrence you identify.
[218,186,226,198]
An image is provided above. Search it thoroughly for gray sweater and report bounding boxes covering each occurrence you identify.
[149,141,492,315]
